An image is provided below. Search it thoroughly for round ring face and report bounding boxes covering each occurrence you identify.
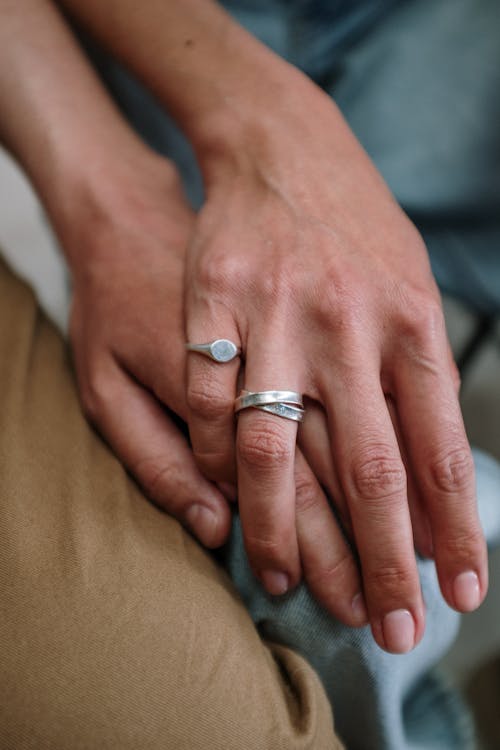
[186,339,241,363]
[209,339,239,363]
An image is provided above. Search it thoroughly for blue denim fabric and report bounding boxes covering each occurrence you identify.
[325,0,500,316]
[223,0,404,77]
[83,0,500,747]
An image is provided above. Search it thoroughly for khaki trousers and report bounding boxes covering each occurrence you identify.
[0,257,341,750]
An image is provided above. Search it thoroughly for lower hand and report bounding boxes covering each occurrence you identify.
[61,155,233,548]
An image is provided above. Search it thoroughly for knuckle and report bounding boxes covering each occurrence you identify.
[370,562,414,594]
[246,534,280,556]
[196,251,248,296]
[351,448,406,502]
[133,454,177,500]
[313,274,357,333]
[238,419,292,472]
[307,552,355,590]
[429,446,474,495]
[441,528,485,564]
[295,472,321,515]
[399,293,445,348]
[245,532,285,566]
[186,381,232,420]
[253,262,304,307]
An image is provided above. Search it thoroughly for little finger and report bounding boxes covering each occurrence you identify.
[394,350,488,613]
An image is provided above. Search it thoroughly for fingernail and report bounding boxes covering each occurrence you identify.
[217,482,238,502]
[453,571,480,612]
[382,609,415,654]
[261,570,289,596]
[351,593,368,625]
[185,504,218,547]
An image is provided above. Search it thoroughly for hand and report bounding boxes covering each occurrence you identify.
[58,151,367,632]
[0,0,367,635]
[62,156,234,547]
[15,0,485,652]
[184,81,488,653]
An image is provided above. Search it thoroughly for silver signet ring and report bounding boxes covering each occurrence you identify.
[185,339,241,363]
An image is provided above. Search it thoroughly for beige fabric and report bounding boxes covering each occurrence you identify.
[0,257,342,750]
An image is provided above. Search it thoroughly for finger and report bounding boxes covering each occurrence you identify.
[185,306,240,484]
[385,396,434,558]
[394,334,488,613]
[298,399,352,537]
[82,357,231,548]
[236,336,302,596]
[300,397,432,558]
[320,365,425,654]
[294,450,367,626]
[447,344,461,395]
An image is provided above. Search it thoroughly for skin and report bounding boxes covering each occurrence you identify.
[0,0,366,634]
[0,0,488,654]
[57,0,488,652]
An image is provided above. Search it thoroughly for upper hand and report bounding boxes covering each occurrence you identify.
[184,84,488,653]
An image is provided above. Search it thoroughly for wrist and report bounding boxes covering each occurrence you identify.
[185,57,331,179]
[191,69,350,194]
[59,0,328,184]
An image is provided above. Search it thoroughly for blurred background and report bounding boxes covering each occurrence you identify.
[1,146,499,747]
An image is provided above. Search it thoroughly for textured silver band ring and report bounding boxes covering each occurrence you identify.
[234,390,303,412]
[234,389,305,423]
[185,339,241,363]
[257,402,305,422]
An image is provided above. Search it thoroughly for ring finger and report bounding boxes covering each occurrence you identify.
[236,330,304,595]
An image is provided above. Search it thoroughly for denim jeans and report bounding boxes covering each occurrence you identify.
[83,0,500,746]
